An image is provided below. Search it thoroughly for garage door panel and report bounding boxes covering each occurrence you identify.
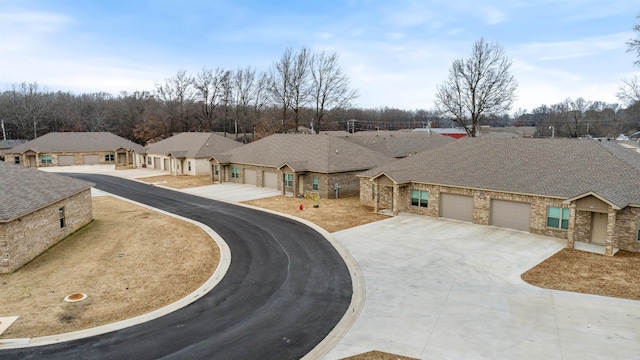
[82,154,100,165]
[58,155,75,166]
[264,172,277,189]
[440,193,473,222]
[244,169,257,186]
[490,200,531,232]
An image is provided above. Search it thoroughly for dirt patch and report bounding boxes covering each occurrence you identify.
[136,175,212,189]
[243,196,389,233]
[0,196,219,338]
[522,248,640,300]
[341,350,419,360]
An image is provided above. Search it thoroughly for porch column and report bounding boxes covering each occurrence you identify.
[605,208,617,256]
[373,180,379,213]
[281,173,286,196]
[566,203,576,249]
[392,183,399,216]
[292,172,298,198]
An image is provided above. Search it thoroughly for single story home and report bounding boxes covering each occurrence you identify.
[143,132,242,175]
[4,132,146,168]
[0,162,94,273]
[359,138,640,255]
[0,139,27,161]
[211,133,394,199]
[333,130,453,158]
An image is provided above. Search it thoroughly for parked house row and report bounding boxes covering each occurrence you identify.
[358,137,640,255]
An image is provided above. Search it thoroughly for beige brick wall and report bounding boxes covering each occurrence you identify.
[4,151,122,167]
[0,189,93,273]
[613,206,640,252]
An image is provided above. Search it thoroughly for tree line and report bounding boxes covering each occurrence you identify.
[2,26,640,145]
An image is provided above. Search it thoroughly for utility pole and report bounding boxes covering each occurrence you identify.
[1,119,6,140]
[549,125,555,138]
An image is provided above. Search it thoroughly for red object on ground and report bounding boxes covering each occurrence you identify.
[299,204,304,210]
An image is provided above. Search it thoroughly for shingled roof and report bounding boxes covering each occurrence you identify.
[335,131,453,158]
[7,132,145,153]
[145,132,242,159]
[360,138,640,209]
[0,162,93,222]
[215,133,394,173]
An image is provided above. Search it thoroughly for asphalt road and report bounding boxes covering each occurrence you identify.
[0,174,353,360]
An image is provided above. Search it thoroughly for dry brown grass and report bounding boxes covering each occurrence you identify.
[136,175,212,189]
[341,350,419,360]
[522,248,640,300]
[243,196,389,233]
[0,196,219,338]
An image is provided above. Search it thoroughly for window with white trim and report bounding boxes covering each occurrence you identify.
[547,207,569,230]
[285,173,293,187]
[14,156,20,164]
[411,189,429,208]
[41,155,52,164]
[312,177,318,190]
[59,207,66,228]
[105,154,114,162]
[231,167,239,178]
[637,218,640,241]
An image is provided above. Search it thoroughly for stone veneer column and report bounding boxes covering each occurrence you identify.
[392,183,399,216]
[374,180,379,213]
[566,204,576,249]
[605,208,617,256]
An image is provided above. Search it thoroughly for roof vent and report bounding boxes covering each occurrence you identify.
[335,149,339,154]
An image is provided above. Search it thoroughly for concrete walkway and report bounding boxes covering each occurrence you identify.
[324,214,640,360]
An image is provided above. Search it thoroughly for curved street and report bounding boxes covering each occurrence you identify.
[0,174,353,360]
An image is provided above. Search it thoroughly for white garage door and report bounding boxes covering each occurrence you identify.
[82,154,100,165]
[58,155,75,166]
[490,200,531,232]
[440,193,473,222]
[264,171,278,189]
[163,158,170,171]
[153,157,161,169]
[244,169,257,186]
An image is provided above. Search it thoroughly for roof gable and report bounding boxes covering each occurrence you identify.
[146,132,242,159]
[220,134,394,173]
[5,132,145,154]
[0,162,93,221]
[362,138,640,208]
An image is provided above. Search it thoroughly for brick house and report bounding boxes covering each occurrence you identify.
[359,138,640,255]
[143,132,242,175]
[0,162,94,273]
[4,132,146,168]
[210,133,394,199]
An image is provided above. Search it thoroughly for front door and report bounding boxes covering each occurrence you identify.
[591,212,608,246]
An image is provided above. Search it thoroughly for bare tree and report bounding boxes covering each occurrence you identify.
[628,15,640,67]
[288,47,312,133]
[309,51,358,133]
[435,38,518,137]
[219,70,234,136]
[269,47,294,133]
[155,70,197,135]
[194,67,225,131]
[233,66,257,141]
[617,75,640,106]
[4,82,53,139]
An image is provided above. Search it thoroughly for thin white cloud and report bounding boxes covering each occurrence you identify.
[480,6,505,25]
[514,33,631,61]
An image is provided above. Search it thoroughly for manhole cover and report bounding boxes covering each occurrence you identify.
[64,293,88,302]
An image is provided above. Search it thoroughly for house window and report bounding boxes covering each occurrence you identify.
[41,155,52,164]
[411,190,429,208]
[14,156,20,164]
[188,161,192,171]
[547,207,570,230]
[147,157,152,166]
[312,177,318,191]
[285,173,293,187]
[105,154,115,162]
[231,167,239,178]
[59,207,66,228]
[214,165,219,176]
[637,218,640,241]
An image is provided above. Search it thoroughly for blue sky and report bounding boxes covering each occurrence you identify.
[1,0,638,112]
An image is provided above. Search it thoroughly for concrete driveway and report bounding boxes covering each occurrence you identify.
[325,214,640,360]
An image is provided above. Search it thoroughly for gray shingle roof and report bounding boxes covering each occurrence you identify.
[360,138,640,208]
[336,131,453,158]
[217,133,394,173]
[0,162,93,222]
[146,132,242,159]
[0,139,27,150]
[6,132,145,153]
